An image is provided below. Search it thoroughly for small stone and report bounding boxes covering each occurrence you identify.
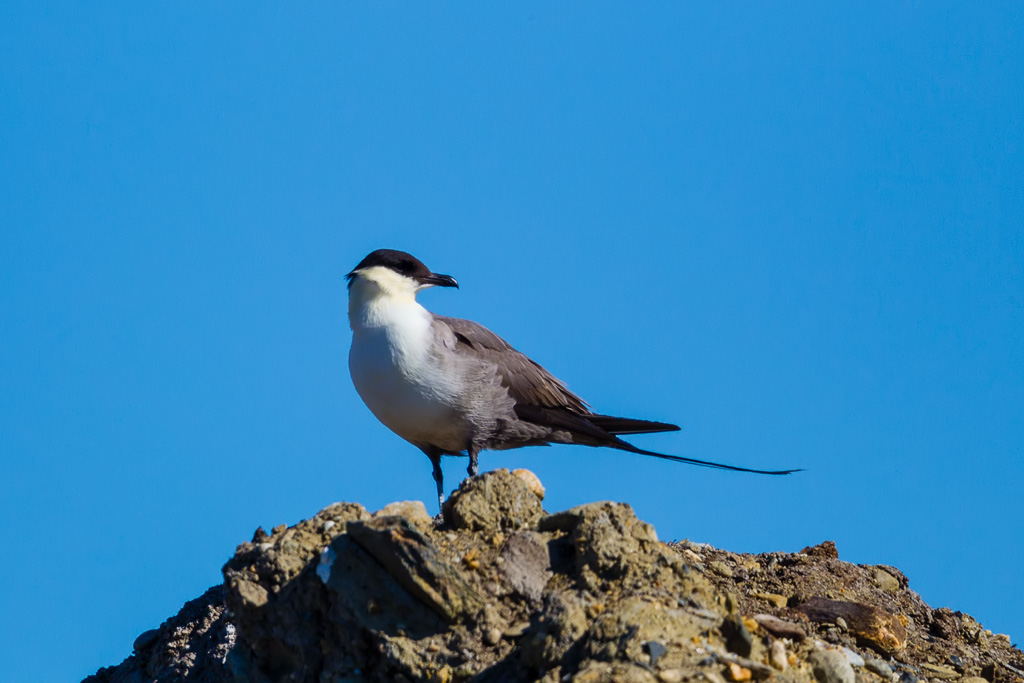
[810,649,856,683]
[800,541,839,558]
[443,470,543,531]
[865,658,893,678]
[728,662,752,682]
[132,628,160,652]
[871,567,900,593]
[710,561,735,578]
[721,615,753,657]
[645,641,668,667]
[503,621,530,638]
[841,647,864,667]
[769,641,787,671]
[511,469,545,499]
[373,500,432,526]
[920,664,958,680]
[484,627,502,646]
[754,614,807,642]
[431,664,453,683]
[659,671,685,683]
[752,592,788,608]
[960,678,989,683]
[835,617,848,631]
[897,673,918,683]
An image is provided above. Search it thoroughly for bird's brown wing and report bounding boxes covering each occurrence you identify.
[433,315,591,414]
[431,317,799,474]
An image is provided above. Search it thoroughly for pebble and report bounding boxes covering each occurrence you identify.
[727,662,752,681]
[752,592,788,608]
[897,672,918,683]
[871,567,901,593]
[645,641,668,667]
[865,658,893,678]
[754,614,807,642]
[920,663,958,680]
[769,640,787,671]
[483,628,502,646]
[809,649,855,683]
[710,561,735,578]
[132,628,160,652]
[659,671,685,683]
[502,622,530,638]
[721,615,753,657]
[841,647,864,667]
[372,500,432,525]
[511,469,545,500]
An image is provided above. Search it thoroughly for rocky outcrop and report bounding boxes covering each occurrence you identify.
[86,469,1023,683]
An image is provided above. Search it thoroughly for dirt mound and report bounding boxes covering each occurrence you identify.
[85,470,1022,683]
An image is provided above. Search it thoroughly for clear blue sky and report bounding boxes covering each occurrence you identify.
[2,4,1021,681]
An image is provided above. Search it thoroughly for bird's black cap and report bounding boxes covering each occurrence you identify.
[347,249,458,288]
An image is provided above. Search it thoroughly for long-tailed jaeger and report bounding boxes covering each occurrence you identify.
[346,248,797,508]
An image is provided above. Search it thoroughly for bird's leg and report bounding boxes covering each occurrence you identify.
[423,447,445,512]
[467,444,480,478]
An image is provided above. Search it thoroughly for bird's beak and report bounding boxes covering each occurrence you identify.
[419,273,459,289]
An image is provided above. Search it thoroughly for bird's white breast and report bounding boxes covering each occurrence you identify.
[348,283,467,452]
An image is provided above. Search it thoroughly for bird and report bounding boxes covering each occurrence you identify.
[346,248,798,509]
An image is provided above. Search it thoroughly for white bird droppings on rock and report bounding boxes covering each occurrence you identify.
[316,546,336,584]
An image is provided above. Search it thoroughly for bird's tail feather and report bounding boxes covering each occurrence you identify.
[587,414,680,435]
[615,440,801,475]
[515,405,800,475]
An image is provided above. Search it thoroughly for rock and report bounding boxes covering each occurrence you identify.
[871,567,901,593]
[644,640,668,666]
[345,516,486,623]
[810,649,856,683]
[721,615,753,657]
[540,501,664,590]
[751,592,788,608]
[865,658,893,678]
[710,561,735,578]
[520,593,590,671]
[753,614,806,642]
[373,500,432,526]
[920,663,958,680]
[801,541,840,559]
[512,468,545,499]
[84,586,233,683]
[131,628,160,653]
[85,471,1024,683]
[769,640,788,671]
[443,469,543,531]
[498,531,552,602]
[797,597,907,652]
[728,662,752,681]
[841,647,864,667]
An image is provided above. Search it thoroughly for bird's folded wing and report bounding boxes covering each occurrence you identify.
[433,315,590,414]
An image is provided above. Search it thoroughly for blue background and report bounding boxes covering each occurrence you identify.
[2,4,1021,681]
